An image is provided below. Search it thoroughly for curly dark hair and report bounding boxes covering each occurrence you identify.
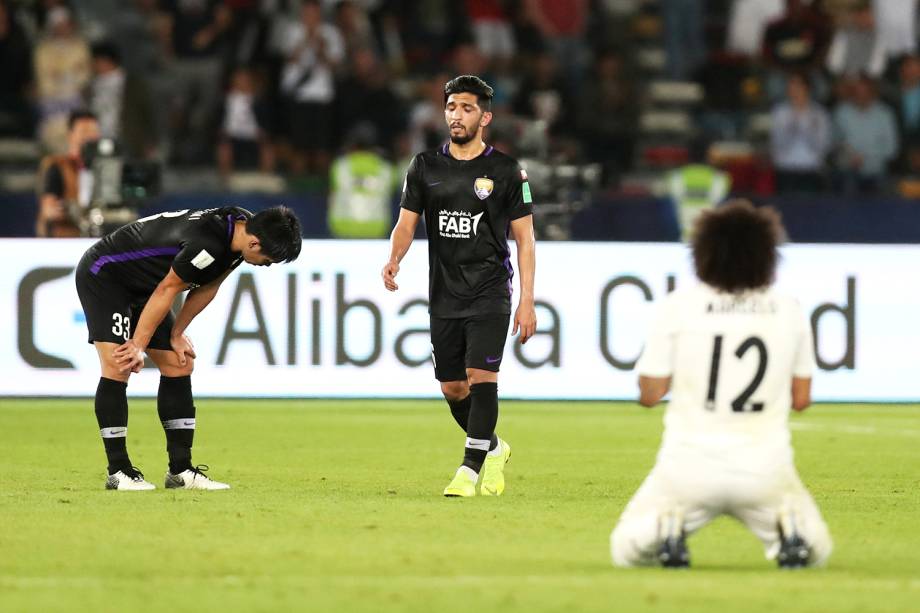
[690,200,785,293]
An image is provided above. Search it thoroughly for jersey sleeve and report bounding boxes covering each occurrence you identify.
[505,163,534,220]
[171,235,226,285]
[791,302,816,378]
[399,154,425,214]
[635,298,677,378]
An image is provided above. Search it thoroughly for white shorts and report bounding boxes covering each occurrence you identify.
[610,456,832,567]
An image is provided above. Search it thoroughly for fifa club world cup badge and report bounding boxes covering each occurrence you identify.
[474,177,494,200]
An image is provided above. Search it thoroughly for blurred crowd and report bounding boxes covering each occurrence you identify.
[3,0,920,200]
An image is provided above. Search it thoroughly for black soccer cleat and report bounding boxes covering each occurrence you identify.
[777,533,811,569]
[658,533,690,568]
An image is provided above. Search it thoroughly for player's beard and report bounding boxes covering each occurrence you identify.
[449,124,480,145]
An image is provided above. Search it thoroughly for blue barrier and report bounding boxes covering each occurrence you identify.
[3,191,919,242]
[570,196,920,243]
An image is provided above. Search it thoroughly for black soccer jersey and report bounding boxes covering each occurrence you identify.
[85,207,250,296]
[400,143,533,318]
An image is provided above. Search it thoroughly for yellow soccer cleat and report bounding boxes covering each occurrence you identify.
[443,467,477,497]
[480,439,511,496]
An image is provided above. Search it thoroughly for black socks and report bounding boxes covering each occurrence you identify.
[95,377,130,475]
[447,395,472,431]
[95,375,197,476]
[158,375,196,474]
[462,382,499,473]
[447,393,498,451]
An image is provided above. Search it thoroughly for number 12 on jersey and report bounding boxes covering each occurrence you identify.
[705,335,768,413]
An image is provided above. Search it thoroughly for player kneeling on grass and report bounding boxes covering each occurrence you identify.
[610,200,832,569]
[75,206,302,491]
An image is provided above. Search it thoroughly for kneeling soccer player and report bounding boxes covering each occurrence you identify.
[610,200,832,568]
[75,206,302,490]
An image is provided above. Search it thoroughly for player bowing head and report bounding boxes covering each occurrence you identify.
[444,75,493,145]
[75,205,302,491]
[240,206,303,266]
[610,199,832,569]
[382,75,537,498]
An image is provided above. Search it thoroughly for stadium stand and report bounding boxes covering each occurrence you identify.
[1,0,919,241]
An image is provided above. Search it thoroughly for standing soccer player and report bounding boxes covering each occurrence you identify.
[75,206,302,490]
[610,201,832,568]
[381,75,537,497]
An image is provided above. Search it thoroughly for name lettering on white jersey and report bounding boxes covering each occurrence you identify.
[707,296,778,314]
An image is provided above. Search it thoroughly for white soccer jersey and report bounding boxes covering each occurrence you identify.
[636,283,815,466]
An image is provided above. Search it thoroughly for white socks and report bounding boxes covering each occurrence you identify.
[487,437,504,457]
[457,466,479,481]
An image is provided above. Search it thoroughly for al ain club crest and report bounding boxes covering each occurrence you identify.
[473,177,494,200]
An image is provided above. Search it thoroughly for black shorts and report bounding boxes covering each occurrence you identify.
[430,314,510,382]
[74,250,173,349]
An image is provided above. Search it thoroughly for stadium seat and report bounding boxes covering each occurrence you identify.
[226,172,287,194]
[647,81,704,107]
[636,47,667,73]
[0,138,39,164]
[639,144,690,168]
[639,111,694,136]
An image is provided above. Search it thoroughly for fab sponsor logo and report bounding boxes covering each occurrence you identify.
[438,210,484,239]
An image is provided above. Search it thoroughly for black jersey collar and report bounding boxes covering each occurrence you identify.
[440,142,495,160]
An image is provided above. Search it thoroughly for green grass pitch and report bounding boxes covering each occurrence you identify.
[0,399,918,612]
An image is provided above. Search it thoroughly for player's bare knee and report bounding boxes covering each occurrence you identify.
[466,368,497,386]
[101,364,130,383]
[440,380,468,401]
[161,357,194,378]
[149,349,195,378]
[95,343,129,381]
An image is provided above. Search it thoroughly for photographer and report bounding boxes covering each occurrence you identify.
[36,109,100,237]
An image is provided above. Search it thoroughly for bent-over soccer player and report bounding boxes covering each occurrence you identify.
[382,75,537,497]
[75,206,302,490]
[610,201,832,568]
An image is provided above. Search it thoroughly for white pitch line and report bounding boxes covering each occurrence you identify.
[790,422,920,437]
[3,574,920,591]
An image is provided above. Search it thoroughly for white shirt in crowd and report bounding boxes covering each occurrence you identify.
[770,102,832,171]
[223,92,260,140]
[90,69,125,140]
[727,0,785,57]
[873,0,918,58]
[636,283,816,470]
[279,22,344,104]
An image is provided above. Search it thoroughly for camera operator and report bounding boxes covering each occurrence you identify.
[36,109,100,237]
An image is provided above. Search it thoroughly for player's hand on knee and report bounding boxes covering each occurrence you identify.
[381,261,400,292]
[170,333,197,367]
[113,340,145,374]
[513,303,537,344]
